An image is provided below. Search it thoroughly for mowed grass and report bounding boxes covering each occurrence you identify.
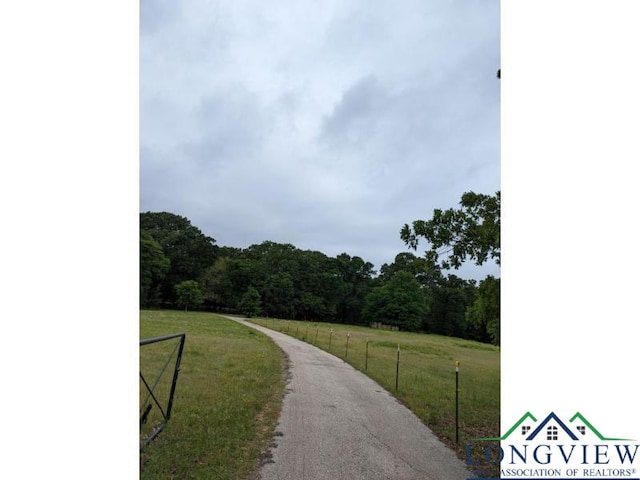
[140,310,285,480]
[251,318,499,459]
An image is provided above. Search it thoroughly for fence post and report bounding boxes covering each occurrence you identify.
[345,333,350,359]
[395,344,400,392]
[455,360,460,443]
[365,340,370,370]
[329,329,333,351]
[306,323,309,340]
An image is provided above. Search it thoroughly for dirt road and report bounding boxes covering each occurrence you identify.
[228,317,471,480]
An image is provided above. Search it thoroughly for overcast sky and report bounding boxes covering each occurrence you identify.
[140,0,500,279]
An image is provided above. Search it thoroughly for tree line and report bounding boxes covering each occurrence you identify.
[140,191,500,344]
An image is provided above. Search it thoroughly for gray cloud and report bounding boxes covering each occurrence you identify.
[140,1,500,278]
[321,75,388,147]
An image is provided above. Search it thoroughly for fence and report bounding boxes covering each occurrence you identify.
[139,332,186,451]
[251,318,499,448]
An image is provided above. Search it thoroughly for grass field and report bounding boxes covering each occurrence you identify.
[250,317,500,465]
[139,311,499,477]
[140,310,285,480]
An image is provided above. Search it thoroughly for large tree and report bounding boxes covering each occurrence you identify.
[262,272,296,318]
[362,271,428,331]
[293,250,343,321]
[238,285,262,318]
[379,252,441,289]
[466,275,500,345]
[400,191,500,270]
[335,253,375,325]
[427,274,476,337]
[140,231,170,308]
[175,280,204,311]
[140,212,218,304]
[199,256,235,310]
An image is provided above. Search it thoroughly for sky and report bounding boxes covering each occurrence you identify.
[140,0,501,279]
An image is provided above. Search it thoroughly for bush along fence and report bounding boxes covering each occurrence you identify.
[249,317,500,458]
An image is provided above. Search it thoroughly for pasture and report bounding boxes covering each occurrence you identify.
[140,310,284,479]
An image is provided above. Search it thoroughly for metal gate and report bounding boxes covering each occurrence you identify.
[139,332,186,450]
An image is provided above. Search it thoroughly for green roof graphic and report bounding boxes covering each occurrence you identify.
[475,411,635,442]
[475,411,537,441]
[569,412,634,441]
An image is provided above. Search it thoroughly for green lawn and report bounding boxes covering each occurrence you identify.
[140,310,285,480]
[251,318,499,463]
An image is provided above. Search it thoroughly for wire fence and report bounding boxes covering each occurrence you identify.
[251,317,499,450]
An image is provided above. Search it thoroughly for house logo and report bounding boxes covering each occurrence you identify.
[467,412,639,480]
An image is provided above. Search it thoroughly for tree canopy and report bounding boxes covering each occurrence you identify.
[400,191,500,270]
[140,212,218,303]
[238,285,262,318]
[140,200,500,344]
[175,280,204,311]
[140,231,170,308]
[362,271,428,331]
[466,275,500,345]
